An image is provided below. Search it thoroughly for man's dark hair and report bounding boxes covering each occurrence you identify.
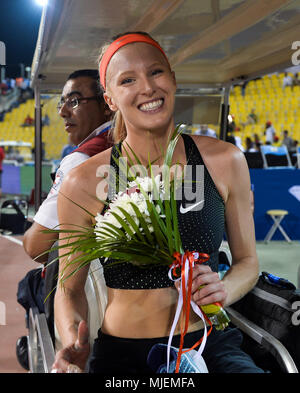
[66,69,103,101]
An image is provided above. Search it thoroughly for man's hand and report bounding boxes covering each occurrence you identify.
[51,320,90,373]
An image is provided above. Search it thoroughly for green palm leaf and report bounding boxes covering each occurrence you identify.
[114,206,146,242]
[129,202,155,245]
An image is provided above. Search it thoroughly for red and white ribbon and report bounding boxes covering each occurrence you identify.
[167,251,212,373]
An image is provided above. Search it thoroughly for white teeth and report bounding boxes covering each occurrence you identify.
[139,99,163,111]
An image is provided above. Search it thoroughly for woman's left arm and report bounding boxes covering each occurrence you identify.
[192,145,259,308]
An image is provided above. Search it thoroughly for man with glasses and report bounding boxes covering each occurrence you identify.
[18,70,113,356]
[24,69,113,262]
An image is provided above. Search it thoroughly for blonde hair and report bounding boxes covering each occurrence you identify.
[97,41,126,143]
[111,110,127,143]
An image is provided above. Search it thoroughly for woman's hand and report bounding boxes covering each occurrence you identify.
[51,320,90,373]
[191,264,227,307]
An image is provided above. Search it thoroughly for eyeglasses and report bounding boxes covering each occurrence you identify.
[56,96,99,112]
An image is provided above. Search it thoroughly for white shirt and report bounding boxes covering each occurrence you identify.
[265,126,275,144]
[283,75,293,87]
[234,136,245,152]
[34,121,112,229]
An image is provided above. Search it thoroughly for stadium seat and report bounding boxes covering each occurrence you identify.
[229,72,300,152]
[244,152,263,169]
[260,145,294,169]
[0,96,68,160]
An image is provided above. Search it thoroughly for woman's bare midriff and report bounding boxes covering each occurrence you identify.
[100,287,206,338]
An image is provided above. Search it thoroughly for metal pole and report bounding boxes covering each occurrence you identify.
[219,86,230,141]
[0,66,5,83]
[19,63,25,78]
[34,82,42,212]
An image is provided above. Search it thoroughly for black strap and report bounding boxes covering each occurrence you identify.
[181,133,204,165]
[107,143,123,200]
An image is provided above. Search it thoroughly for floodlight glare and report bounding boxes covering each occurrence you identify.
[35,0,48,6]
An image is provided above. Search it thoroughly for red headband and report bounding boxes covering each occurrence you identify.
[99,33,170,90]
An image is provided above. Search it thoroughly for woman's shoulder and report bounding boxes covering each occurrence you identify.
[188,135,249,199]
[189,134,245,164]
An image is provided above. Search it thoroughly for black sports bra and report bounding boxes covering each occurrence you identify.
[100,134,225,289]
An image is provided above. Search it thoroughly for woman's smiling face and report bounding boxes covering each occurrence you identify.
[104,42,177,134]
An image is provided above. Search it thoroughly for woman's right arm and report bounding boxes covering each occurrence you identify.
[52,171,96,372]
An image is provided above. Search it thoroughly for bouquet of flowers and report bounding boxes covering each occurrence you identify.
[54,127,230,372]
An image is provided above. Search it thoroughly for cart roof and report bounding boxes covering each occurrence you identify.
[30,0,300,93]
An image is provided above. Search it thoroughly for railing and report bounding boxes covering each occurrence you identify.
[25,261,299,373]
[226,306,298,373]
[27,307,55,373]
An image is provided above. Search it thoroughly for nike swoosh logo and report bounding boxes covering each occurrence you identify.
[180,200,204,214]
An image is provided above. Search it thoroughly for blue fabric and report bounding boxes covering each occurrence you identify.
[61,144,76,158]
[2,164,20,194]
[147,343,205,373]
[250,169,300,240]
[201,327,266,373]
[17,267,45,328]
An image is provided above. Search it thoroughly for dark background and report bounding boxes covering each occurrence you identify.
[0,0,42,78]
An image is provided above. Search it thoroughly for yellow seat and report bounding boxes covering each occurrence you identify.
[267,209,288,216]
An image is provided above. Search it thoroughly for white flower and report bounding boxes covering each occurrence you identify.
[140,177,154,192]
[95,212,105,225]
[104,211,122,228]
[129,175,165,196]
[94,175,166,241]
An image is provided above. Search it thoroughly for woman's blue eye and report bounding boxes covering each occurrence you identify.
[152,69,163,76]
[121,78,134,85]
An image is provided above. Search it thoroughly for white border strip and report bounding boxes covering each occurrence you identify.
[0,234,23,246]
